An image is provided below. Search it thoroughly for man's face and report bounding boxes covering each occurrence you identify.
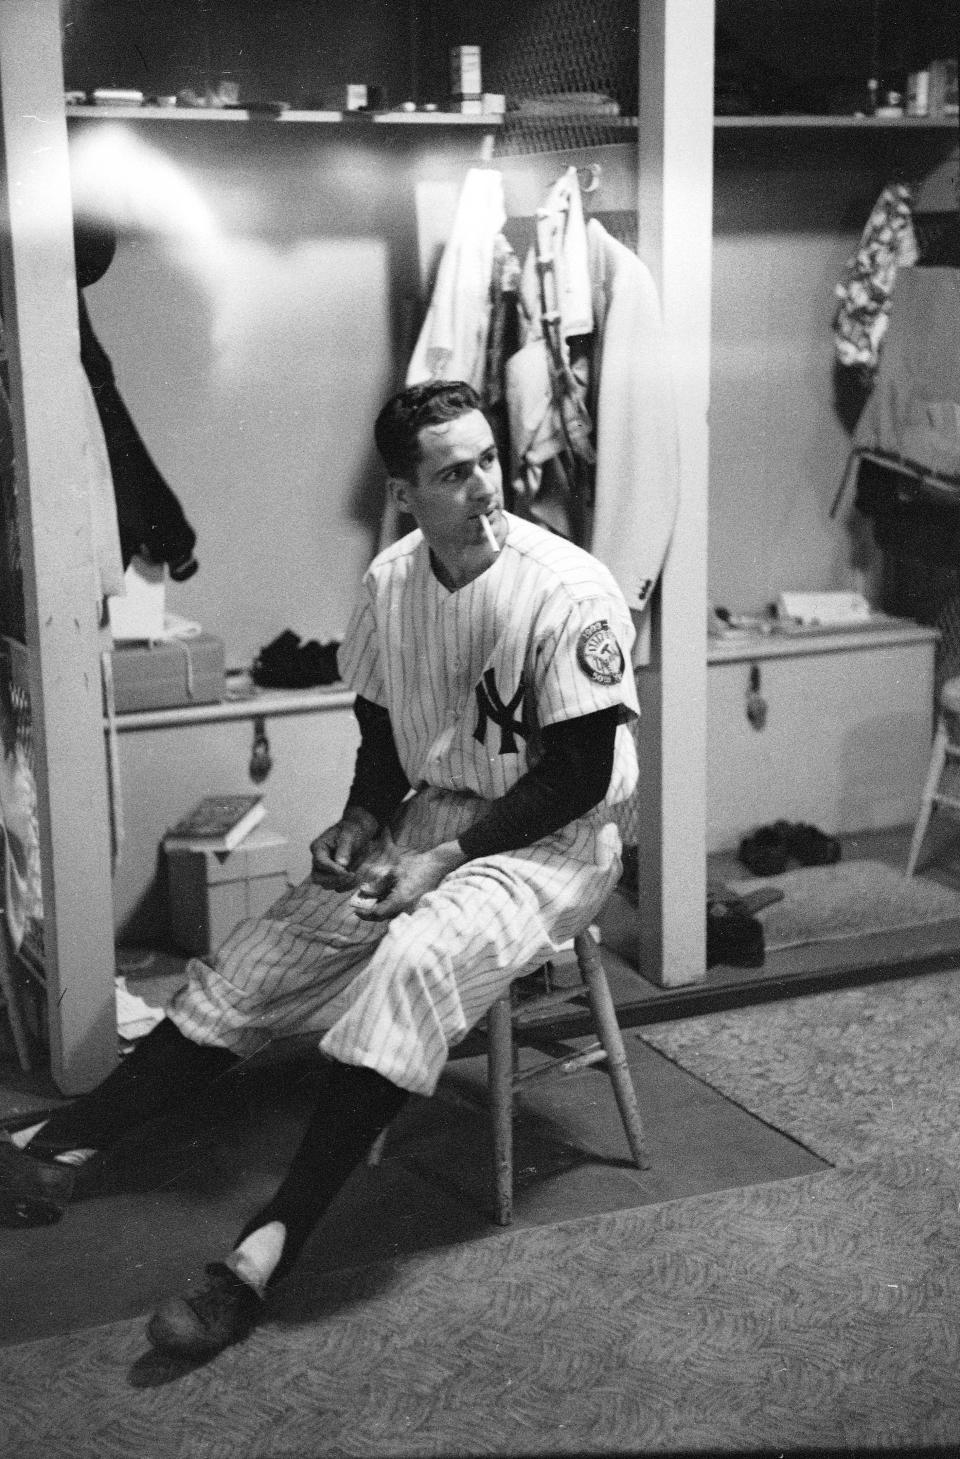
[392,409,503,555]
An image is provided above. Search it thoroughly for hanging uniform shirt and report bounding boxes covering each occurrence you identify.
[167,514,638,1097]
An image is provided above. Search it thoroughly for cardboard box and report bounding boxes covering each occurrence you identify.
[109,634,226,713]
[166,827,291,956]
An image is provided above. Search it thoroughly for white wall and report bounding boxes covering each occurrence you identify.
[72,118,483,667]
[709,132,959,617]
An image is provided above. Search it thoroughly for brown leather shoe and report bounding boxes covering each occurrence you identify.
[0,1136,75,1226]
[146,1263,263,1358]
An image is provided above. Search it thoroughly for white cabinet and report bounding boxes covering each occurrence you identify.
[111,692,358,944]
[707,621,938,852]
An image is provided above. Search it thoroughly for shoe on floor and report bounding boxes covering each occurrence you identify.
[738,819,841,876]
[706,899,765,968]
[737,824,789,876]
[781,821,841,867]
[147,1262,264,1359]
[0,1136,75,1227]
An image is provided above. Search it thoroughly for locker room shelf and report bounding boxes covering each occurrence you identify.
[707,617,938,664]
[107,683,354,733]
[65,104,501,127]
[714,114,958,128]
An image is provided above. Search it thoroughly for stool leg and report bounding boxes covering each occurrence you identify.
[366,1128,388,1167]
[574,932,650,1171]
[488,994,514,1226]
[906,719,949,877]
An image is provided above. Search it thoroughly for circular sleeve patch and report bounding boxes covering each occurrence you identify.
[576,619,625,685]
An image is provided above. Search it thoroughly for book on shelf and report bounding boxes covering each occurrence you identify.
[163,794,266,853]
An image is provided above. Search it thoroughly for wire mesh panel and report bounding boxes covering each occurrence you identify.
[485,0,638,157]
[1,340,45,1062]
[1,360,30,766]
[1,358,26,646]
[1,636,35,773]
[0,482,25,648]
[496,115,638,158]
[488,0,638,113]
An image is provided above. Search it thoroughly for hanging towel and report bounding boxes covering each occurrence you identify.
[587,218,680,625]
[833,183,918,378]
[519,165,594,342]
[406,168,507,391]
[506,168,596,542]
[80,369,125,604]
[846,267,960,487]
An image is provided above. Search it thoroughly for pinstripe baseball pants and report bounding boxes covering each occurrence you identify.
[167,787,624,1096]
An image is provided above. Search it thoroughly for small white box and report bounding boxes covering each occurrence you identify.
[906,70,930,117]
[321,83,369,111]
[450,45,482,99]
[108,556,165,642]
[166,827,291,956]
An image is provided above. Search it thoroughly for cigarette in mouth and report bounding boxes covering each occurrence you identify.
[480,513,500,554]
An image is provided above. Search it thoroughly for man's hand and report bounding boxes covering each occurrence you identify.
[309,806,380,890]
[352,840,467,922]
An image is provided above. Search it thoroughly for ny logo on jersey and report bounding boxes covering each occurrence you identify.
[474,669,530,755]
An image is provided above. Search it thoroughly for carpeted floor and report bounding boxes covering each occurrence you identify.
[0,1039,825,1351]
[639,965,960,1168]
[2,1153,959,1459]
[730,859,960,952]
[6,938,960,1454]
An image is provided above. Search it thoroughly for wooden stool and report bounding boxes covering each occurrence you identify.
[906,675,960,877]
[370,928,650,1225]
[487,928,649,1224]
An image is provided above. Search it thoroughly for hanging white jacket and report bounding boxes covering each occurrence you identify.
[587,218,679,624]
[406,168,506,391]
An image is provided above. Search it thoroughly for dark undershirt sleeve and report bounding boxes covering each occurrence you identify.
[345,695,411,828]
[458,706,619,861]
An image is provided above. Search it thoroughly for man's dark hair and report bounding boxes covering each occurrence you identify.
[374,380,483,479]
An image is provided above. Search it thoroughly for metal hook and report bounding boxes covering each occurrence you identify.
[578,162,602,196]
[249,714,273,783]
[746,662,768,732]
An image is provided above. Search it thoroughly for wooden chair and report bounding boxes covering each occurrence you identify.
[369,926,649,1225]
[906,675,960,876]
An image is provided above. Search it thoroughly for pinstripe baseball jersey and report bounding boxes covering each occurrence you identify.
[167,513,639,1094]
[338,511,639,808]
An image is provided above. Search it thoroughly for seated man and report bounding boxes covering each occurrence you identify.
[0,379,640,1359]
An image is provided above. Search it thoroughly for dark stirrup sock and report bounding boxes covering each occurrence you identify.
[234,1059,409,1286]
[33,1018,240,1155]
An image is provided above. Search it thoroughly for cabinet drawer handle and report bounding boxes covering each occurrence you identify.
[746,662,768,731]
[250,715,273,782]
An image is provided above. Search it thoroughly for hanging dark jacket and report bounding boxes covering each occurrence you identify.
[78,292,198,581]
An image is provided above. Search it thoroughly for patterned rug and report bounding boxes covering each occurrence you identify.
[640,967,960,1168]
[731,859,960,951]
[2,1154,960,1458]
